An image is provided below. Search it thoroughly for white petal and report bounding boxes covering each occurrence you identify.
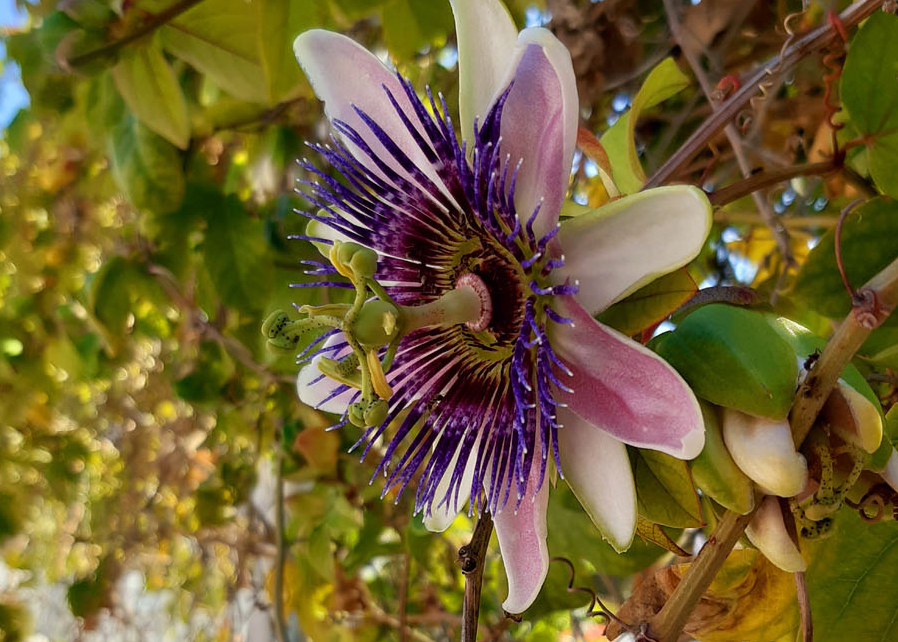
[296,333,356,414]
[423,437,479,532]
[448,0,519,142]
[745,496,806,572]
[557,407,636,551]
[293,30,448,198]
[881,448,898,494]
[553,186,712,315]
[494,467,549,614]
[822,380,883,453]
[721,408,808,497]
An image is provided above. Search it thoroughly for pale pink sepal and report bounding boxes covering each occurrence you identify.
[557,407,637,551]
[553,186,712,315]
[720,408,808,497]
[549,296,704,459]
[293,30,449,199]
[745,496,806,572]
[494,466,550,614]
[448,0,519,142]
[498,28,578,239]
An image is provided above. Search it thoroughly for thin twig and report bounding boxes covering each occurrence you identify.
[664,0,794,299]
[65,0,207,69]
[707,160,839,207]
[273,445,289,642]
[645,0,885,189]
[795,571,813,642]
[459,511,493,642]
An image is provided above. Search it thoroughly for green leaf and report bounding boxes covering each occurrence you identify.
[202,194,275,312]
[631,448,703,528]
[110,115,186,214]
[111,38,190,149]
[381,0,454,60]
[652,304,799,419]
[793,198,898,325]
[157,0,267,103]
[690,401,755,515]
[256,0,321,103]
[84,71,126,140]
[600,57,690,194]
[806,511,898,642]
[597,266,697,336]
[841,12,898,197]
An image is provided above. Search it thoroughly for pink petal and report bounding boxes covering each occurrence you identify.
[296,332,357,414]
[293,30,449,199]
[448,0,519,141]
[557,407,636,551]
[498,28,578,239]
[549,296,704,459]
[552,186,712,315]
[494,463,549,614]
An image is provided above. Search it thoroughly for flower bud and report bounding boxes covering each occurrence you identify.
[745,496,806,572]
[721,408,808,497]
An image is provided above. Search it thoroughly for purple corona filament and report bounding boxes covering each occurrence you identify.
[293,72,577,519]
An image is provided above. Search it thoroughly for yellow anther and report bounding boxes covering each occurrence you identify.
[328,245,355,280]
[367,350,393,400]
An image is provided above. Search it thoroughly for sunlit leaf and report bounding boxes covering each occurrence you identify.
[111,38,190,149]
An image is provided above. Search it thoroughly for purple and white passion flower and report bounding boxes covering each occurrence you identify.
[285,0,711,614]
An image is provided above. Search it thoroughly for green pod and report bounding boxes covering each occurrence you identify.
[690,401,755,514]
[653,304,798,419]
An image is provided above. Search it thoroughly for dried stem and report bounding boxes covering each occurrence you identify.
[273,445,289,642]
[66,0,207,68]
[707,160,839,207]
[459,511,493,642]
[795,571,813,642]
[645,0,885,189]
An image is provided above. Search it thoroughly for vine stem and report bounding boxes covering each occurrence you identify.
[648,505,759,642]
[707,160,839,207]
[662,0,793,277]
[644,0,885,189]
[645,255,898,642]
[65,0,207,68]
[459,511,493,642]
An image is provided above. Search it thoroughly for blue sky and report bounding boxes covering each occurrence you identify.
[1,0,31,130]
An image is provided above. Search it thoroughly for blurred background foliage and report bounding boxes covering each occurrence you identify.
[1,0,898,641]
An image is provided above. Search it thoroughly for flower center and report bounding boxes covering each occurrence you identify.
[455,272,492,332]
